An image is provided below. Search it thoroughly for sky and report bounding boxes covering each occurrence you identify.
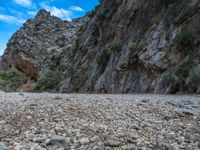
[0,0,99,55]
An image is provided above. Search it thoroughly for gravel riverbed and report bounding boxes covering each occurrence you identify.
[0,92,200,150]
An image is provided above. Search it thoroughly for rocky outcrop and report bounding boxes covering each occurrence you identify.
[1,9,84,78]
[1,0,200,93]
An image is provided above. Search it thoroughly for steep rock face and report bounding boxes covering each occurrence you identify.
[1,9,84,78]
[1,0,200,93]
[61,0,200,93]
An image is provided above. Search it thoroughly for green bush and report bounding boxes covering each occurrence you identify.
[71,38,80,55]
[71,38,88,56]
[174,29,200,52]
[79,46,88,55]
[176,60,193,78]
[96,49,111,74]
[88,5,100,18]
[166,0,191,19]
[110,40,123,52]
[128,43,141,62]
[34,70,62,92]
[0,68,23,91]
[59,43,65,48]
[162,75,176,85]
[186,67,200,84]
[63,67,75,78]
[156,0,173,9]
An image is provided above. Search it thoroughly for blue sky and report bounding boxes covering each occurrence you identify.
[0,0,99,55]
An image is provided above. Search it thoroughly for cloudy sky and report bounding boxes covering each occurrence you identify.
[0,0,99,55]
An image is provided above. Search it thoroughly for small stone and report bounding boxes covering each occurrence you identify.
[45,139,51,145]
[55,126,64,132]
[57,148,65,150]
[176,136,184,144]
[90,136,100,142]
[132,124,140,130]
[105,147,112,150]
[136,139,144,147]
[169,143,179,150]
[105,136,122,147]
[79,137,90,145]
[50,135,70,149]
[0,142,8,150]
[18,90,24,96]
[32,137,45,143]
[142,99,149,103]
[183,111,194,116]
[26,116,32,120]
[127,136,137,144]
[19,144,30,150]
[54,96,63,100]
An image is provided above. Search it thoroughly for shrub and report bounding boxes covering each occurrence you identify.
[71,38,88,56]
[174,29,200,52]
[34,70,62,92]
[58,43,65,48]
[71,38,80,55]
[0,68,23,91]
[63,67,75,78]
[88,5,100,18]
[166,0,191,19]
[176,60,193,78]
[79,46,88,55]
[96,49,111,74]
[128,43,141,62]
[162,75,176,85]
[186,67,200,84]
[156,0,173,9]
[110,40,123,52]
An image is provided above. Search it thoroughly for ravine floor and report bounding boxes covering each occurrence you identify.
[0,92,200,150]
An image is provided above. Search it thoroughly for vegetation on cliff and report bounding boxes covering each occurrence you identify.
[0,68,23,91]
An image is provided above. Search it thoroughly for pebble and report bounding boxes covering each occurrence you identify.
[50,135,70,149]
[169,143,180,150]
[79,137,90,145]
[105,136,122,147]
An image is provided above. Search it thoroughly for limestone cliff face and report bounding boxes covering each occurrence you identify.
[1,0,200,93]
[1,9,84,78]
[61,0,200,93]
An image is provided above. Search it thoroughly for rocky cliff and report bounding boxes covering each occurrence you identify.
[0,9,84,79]
[1,0,200,93]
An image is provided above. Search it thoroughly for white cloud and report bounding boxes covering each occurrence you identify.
[0,14,25,24]
[69,6,84,12]
[13,0,34,7]
[28,11,37,16]
[39,2,72,20]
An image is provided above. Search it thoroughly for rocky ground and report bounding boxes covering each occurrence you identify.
[0,92,199,150]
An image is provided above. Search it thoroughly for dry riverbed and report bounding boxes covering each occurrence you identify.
[0,92,200,150]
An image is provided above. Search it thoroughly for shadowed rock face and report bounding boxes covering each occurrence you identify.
[1,1,200,93]
[61,0,200,94]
